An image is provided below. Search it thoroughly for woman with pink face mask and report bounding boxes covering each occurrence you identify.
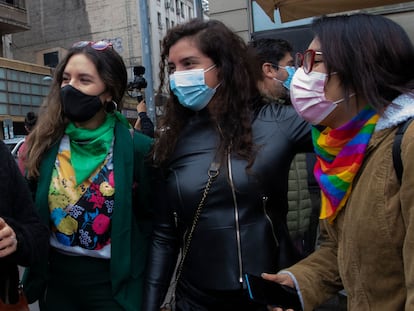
[263,13,414,311]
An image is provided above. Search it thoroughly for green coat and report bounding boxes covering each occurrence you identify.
[23,121,153,311]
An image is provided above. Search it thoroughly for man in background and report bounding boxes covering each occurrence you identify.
[17,111,37,175]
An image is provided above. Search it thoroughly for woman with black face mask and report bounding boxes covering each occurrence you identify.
[22,41,153,311]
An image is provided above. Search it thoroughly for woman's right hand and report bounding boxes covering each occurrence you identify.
[261,273,296,311]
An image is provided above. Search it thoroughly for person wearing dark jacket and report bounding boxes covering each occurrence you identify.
[134,99,155,138]
[0,139,49,305]
[247,38,320,258]
[142,19,312,311]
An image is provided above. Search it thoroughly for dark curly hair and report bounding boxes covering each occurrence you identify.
[153,19,260,167]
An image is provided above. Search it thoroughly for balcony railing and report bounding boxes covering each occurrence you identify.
[0,0,26,10]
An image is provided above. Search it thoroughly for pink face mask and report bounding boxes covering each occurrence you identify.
[290,67,343,125]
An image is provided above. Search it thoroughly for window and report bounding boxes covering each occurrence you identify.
[157,12,163,29]
[180,2,184,17]
[43,51,59,68]
[0,68,51,117]
[166,17,170,30]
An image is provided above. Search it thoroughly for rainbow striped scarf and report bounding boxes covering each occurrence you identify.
[312,106,379,222]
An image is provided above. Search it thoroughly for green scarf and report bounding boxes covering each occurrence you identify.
[65,114,120,185]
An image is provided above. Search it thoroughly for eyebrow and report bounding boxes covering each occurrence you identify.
[168,56,201,66]
[79,73,95,79]
[62,71,95,79]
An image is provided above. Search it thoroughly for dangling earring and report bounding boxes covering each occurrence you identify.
[111,100,118,111]
[105,100,117,113]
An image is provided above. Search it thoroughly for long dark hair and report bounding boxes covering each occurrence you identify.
[153,19,260,167]
[313,13,414,111]
[25,44,127,178]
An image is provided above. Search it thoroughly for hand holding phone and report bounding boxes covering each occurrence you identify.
[244,273,302,310]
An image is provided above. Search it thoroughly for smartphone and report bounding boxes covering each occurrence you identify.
[244,273,302,310]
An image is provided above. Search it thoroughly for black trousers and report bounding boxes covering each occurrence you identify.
[175,278,267,311]
[42,251,124,311]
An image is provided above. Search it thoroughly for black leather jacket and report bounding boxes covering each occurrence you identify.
[143,103,312,310]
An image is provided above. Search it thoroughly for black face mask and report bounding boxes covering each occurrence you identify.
[60,85,104,122]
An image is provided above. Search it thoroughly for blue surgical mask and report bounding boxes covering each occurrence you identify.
[169,64,218,111]
[279,65,296,89]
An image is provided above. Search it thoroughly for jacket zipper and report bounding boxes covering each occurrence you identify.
[227,152,244,283]
[173,211,178,228]
[262,195,279,247]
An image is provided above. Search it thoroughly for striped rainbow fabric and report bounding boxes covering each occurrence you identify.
[312,106,379,222]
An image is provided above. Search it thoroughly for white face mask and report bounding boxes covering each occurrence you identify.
[290,67,345,125]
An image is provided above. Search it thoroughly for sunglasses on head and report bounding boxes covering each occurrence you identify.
[72,40,113,51]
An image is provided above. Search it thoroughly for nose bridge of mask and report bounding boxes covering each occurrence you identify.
[294,68,328,90]
[171,64,216,87]
[173,68,205,87]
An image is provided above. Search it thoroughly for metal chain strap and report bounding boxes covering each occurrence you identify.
[169,163,220,301]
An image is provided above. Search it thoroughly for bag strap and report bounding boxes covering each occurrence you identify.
[175,160,220,281]
[392,117,414,183]
[164,159,221,308]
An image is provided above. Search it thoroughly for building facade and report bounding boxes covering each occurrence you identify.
[10,0,198,121]
[0,0,54,139]
[209,0,414,54]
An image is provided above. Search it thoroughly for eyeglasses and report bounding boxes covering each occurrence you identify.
[269,64,288,71]
[72,40,113,51]
[295,49,323,74]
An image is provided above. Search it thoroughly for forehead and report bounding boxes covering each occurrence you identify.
[168,37,206,63]
[64,53,98,75]
[308,37,321,51]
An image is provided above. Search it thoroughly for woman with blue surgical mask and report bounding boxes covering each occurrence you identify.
[143,19,312,311]
[169,64,219,111]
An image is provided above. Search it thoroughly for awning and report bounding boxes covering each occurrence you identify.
[255,0,414,22]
